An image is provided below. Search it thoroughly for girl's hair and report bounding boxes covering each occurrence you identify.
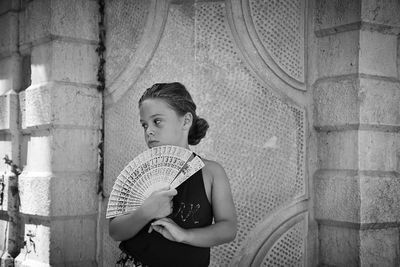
[139,82,209,145]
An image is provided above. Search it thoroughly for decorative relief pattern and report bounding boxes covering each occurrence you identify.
[194,3,306,266]
[249,0,305,82]
[261,219,306,267]
[105,0,150,84]
[104,1,307,266]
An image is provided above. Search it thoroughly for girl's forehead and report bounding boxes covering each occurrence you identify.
[139,98,175,116]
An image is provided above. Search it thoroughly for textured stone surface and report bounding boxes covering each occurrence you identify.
[0,94,10,129]
[0,219,9,252]
[317,31,359,77]
[317,130,358,170]
[360,174,400,223]
[0,135,12,173]
[358,131,400,172]
[359,31,397,77]
[314,77,359,127]
[0,12,18,54]
[319,225,400,267]
[315,0,361,30]
[315,170,360,222]
[15,217,96,265]
[25,129,99,173]
[23,84,101,129]
[361,0,400,27]
[49,0,98,41]
[0,0,20,14]
[359,78,400,125]
[19,172,97,216]
[30,41,97,85]
[18,0,51,45]
[315,77,400,127]
[319,224,360,266]
[0,55,21,94]
[360,228,400,267]
[19,0,98,45]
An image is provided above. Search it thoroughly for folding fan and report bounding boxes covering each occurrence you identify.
[106,145,205,219]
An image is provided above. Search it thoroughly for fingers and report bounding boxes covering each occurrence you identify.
[165,188,177,197]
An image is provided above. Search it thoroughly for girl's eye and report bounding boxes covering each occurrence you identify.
[141,123,148,130]
[154,119,161,125]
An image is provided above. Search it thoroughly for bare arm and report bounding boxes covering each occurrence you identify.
[151,161,237,247]
[109,188,177,241]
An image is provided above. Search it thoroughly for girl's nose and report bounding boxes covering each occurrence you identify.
[146,128,155,136]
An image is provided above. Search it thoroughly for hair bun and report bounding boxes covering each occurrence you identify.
[188,117,209,145]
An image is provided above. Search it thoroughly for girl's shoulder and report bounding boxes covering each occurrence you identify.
[201,158,227,182]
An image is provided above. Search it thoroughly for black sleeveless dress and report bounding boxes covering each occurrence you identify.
[119,169,213,267]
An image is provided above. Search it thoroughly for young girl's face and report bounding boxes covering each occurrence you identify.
[139,98,188,148]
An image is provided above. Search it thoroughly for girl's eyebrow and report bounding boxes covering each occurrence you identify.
[140,114,164,122]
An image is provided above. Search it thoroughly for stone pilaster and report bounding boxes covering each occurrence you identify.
[314,0,400,266]
[0,0,23,265]
[14,0,101,266]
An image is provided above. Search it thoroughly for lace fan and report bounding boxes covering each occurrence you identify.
[106,145,205,219]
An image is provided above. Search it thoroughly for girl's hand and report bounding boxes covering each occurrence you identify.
[141,187,177,220]
[149,218,187,243]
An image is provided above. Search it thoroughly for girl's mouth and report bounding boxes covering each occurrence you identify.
[148,140,159,147]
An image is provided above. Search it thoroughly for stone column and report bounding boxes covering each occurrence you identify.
[314,0,400,266]
[0,0,23,265]
[14,0,101,266]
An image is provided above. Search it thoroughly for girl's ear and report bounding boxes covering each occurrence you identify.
[182,112,193,130]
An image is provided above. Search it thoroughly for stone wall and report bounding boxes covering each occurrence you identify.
[0,0,102,266]
[314,0,400,266]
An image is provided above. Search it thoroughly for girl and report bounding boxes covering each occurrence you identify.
[109,82,237,267]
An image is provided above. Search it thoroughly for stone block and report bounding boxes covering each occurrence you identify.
[317,130,359,170]
[24,133,52,173]
[314,77,359,127]
[18,174,51,215]
[31,41,97,85]
[319,225,400,267]
[18,90,26,130]
[0,0,20,14]
[50,217,96,263]
[24,83,101,129]
[18,0,51,46]
[0,12,18,54]
[15,217,96,265]
[0,94,10,129]
[0,216,9,252]
[0,90,19,131]
[359,30,397,78]
[25,128,99,173]
[317,30,359,78]
[358,131,399,172]
[16,222,51,265]
[51,129,99,172]
[19,0,98,45]
[0,55,22,94]
[24,86,51,128]
[315,0,361,31]
[359,78,400,126]
[360,228,400,267]
[319,224,360,266]
[51,0,99,42]
[315,170,360,222]
[361,0,400,27]
[360,173,400,223]
[315,77,400,128]
[0,134,12,173]
[19,172,97,216]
